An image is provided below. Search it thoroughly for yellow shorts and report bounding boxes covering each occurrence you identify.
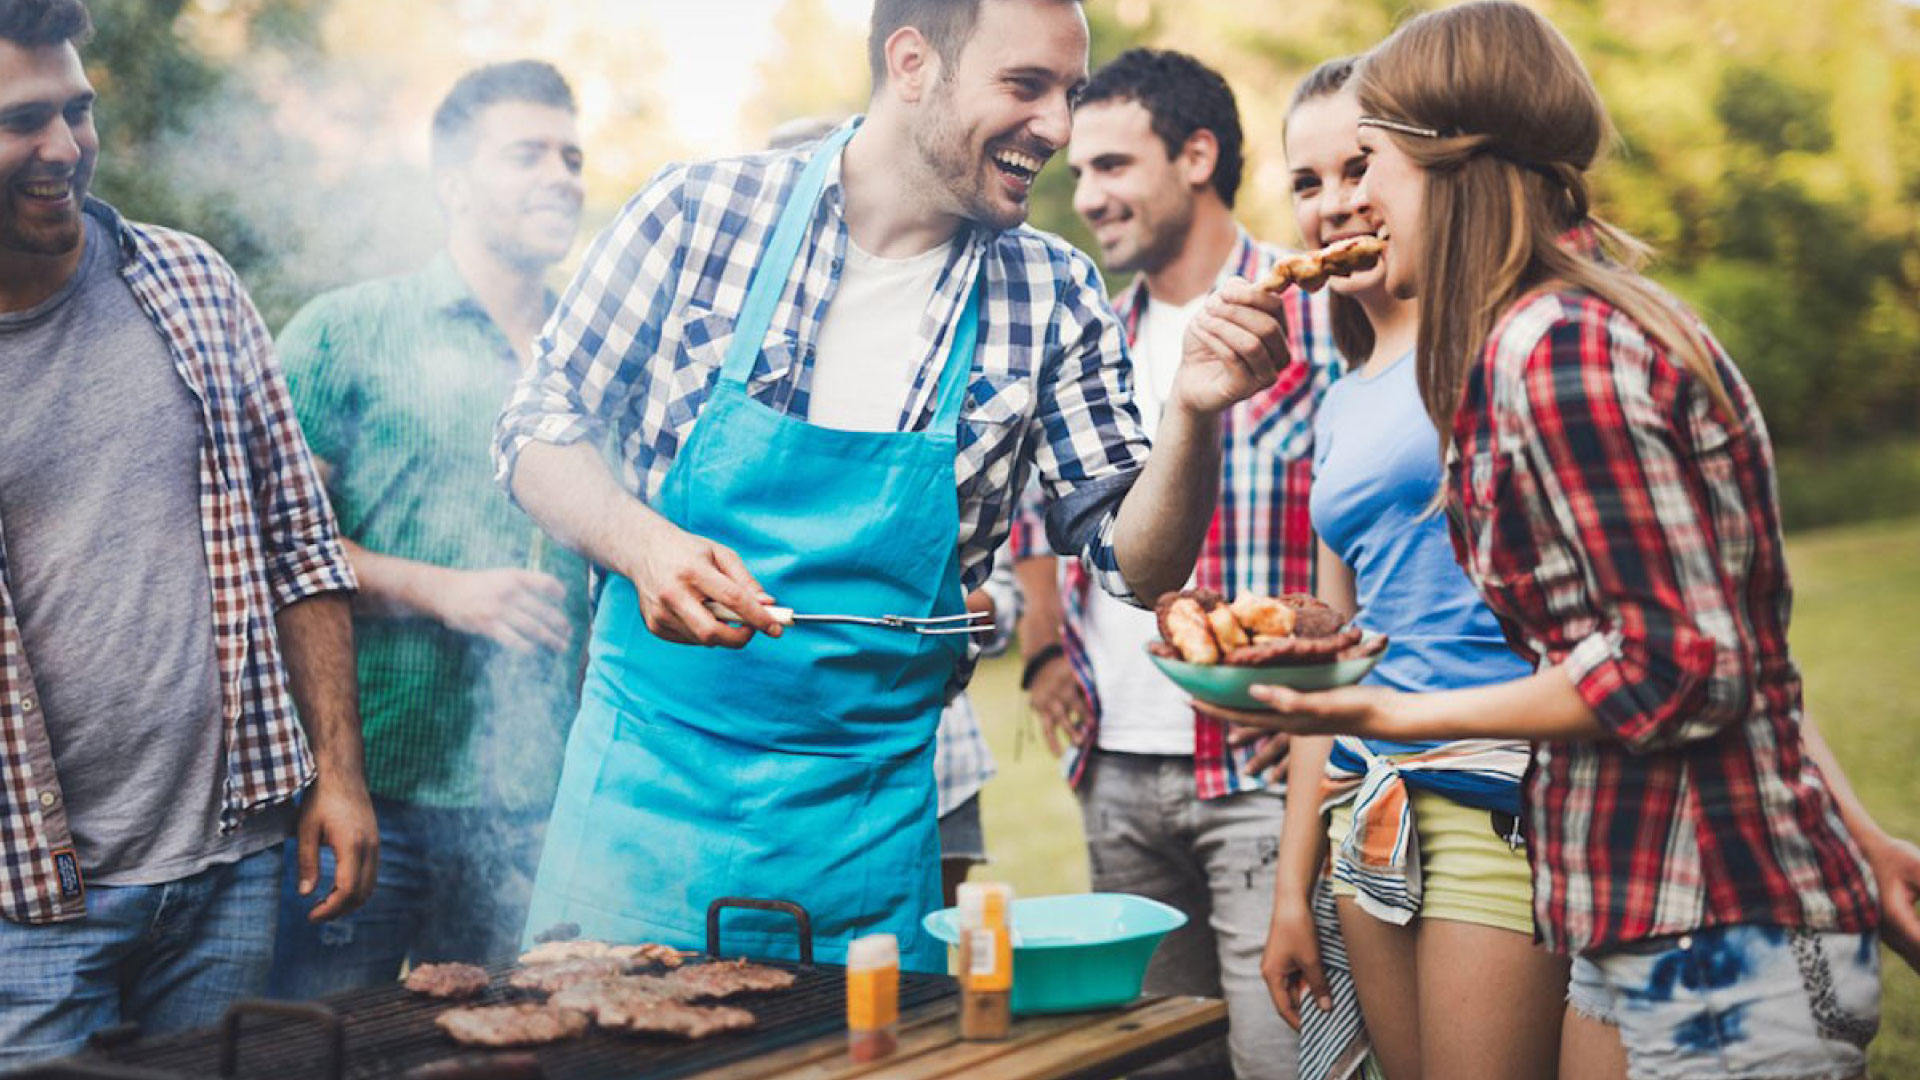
[1327,789,1534,936]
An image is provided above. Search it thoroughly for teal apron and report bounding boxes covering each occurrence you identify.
[524,126,977,973]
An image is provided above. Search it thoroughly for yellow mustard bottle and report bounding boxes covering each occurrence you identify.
[846,932,900,1061]
[957,882,1013,1040]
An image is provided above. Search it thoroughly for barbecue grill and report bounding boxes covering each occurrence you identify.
[16,899,958,1080]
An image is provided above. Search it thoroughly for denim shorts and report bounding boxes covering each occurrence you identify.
[937,794,985,862]
[1567,923,1880,1080]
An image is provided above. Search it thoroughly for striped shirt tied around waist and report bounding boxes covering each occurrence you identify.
[1321,737,1530,925]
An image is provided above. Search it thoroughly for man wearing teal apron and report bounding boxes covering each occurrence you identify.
[492,0,1296,972]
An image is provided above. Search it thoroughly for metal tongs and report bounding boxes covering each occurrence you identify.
[706,602,994,636]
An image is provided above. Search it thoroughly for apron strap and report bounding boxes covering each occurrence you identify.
[720,124,857,387]
[928,273,983,433]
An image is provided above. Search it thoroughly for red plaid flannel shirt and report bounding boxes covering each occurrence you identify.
[1012,231,1341,799]
[0,200,356,923]
[1446,264,1876,953]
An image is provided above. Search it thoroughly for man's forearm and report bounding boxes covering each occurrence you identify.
[1014,556,1064,658]
[341,540,451,620]
[275,592,366,788]
[1111,404,1223,601]
[511,440,658,581]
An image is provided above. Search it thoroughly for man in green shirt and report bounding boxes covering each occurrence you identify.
[268,61,590,996]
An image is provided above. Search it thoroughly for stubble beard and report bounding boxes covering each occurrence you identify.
[0,204,84,260]
[1106,197,1193,276]
[912,83,1024,233]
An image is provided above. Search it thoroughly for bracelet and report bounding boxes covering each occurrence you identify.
[1020,643,1065,689]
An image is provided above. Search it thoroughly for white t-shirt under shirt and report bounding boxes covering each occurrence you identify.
[1084,293,1206,756]
[809,237,954,432]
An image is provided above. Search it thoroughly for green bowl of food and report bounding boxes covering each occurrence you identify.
[922,893,1186,1014]
[1146,630,1387,711]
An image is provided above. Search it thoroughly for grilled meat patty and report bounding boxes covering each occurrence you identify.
[435,1003,590,1047]
[507,957,632,994]
[550,976,756,1036]
[403,962,491,1000]
[662,959,797,999]
[518,940,692,969]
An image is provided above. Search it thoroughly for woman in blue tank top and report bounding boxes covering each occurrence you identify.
[1257,59,1569,1080]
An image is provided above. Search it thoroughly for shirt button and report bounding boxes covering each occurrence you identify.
[38,791,56,808]
[21,697,35,712]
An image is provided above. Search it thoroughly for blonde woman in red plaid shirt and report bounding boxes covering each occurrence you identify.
[1201,4,1920,1078]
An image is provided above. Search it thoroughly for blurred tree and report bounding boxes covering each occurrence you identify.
[744,0,869,141]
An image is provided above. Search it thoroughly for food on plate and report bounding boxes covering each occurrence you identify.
[1152,589,1385,668]
[435,1003,590,1048]
[1228,594,1296,638]
[1155,591,1223,664]
[1258,235,1386,293]
[554,978,757,1038]
[403,962,491,1000]
[661,958,798,999]
[1206,602,1250,651]
[1223,628,1366,667]
[507,956,633,994]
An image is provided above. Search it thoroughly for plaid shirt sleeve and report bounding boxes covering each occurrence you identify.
[493,169,689,499]
[1465,293,1754,751]
[1029,248,1150,604]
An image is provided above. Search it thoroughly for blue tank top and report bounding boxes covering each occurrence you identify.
[1311,352,1533,770]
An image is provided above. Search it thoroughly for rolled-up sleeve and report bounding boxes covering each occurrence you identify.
[493,167,689,502]
[1032,250,1150,604]
[1501,311,1750,752]
[232,269,356,608]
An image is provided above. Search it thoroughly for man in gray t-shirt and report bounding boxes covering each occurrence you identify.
[0,2,375,1066]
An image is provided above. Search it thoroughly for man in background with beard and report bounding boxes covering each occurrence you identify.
[0,0,373,1063]
[1013,48,1345,1079]
[495,0,1296,971]
[268,61,592,996]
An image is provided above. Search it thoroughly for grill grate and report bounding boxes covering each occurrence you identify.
[73,900,956,1080]
[82,959,956,1080]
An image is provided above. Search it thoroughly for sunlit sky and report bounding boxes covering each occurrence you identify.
[649,0,874,154]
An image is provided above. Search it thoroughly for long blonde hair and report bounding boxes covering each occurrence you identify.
[1355,1,1732,448]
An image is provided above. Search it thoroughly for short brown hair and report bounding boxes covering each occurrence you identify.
[0,0,92,48]
[867,0,1080,88]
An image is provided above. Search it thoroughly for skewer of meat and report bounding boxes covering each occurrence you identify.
[1258,235,1386,292]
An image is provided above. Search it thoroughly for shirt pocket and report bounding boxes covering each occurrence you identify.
[677,304,799,403]
[956,369,1034,499]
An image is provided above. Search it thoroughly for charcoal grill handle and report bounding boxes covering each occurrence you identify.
[706,896,813,966]
[219,999,343,1080]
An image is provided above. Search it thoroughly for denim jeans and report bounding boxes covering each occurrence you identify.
[268,796,546,999]
[0,844,283,1068]
[1080,751,1300,1080]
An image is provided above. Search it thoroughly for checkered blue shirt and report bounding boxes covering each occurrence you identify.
[493,121,1152,611]
[0,199,355,924]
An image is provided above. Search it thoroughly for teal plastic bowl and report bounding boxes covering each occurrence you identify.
[1146,630,1386,711]
[921,893,1187,1014]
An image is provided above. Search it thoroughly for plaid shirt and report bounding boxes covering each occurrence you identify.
[1012,231,1343,799]
[493,122,1151,639]
[933,549,1017,817]
[0,199,355,924]
[1446,264,1877,953]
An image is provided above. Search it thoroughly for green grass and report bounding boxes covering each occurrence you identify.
[1787,518,1920,1077]
[966,515,1920,1075]
[1776,437,1920,532]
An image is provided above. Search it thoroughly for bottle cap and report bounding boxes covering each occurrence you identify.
[956,882,1013,928]
[847,933,899,970]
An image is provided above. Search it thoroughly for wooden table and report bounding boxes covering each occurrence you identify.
[687,995,1228,1080]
